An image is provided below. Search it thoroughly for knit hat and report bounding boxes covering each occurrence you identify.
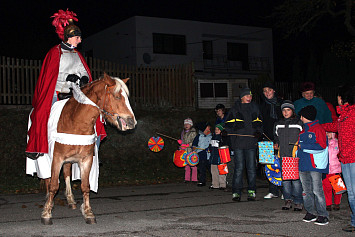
[298,105,317,121]
[263,81,275,90]
[184,118,193,126]
[281,100,295,111]
[300,82,315,92]
[196,121,210,132]
[215,104,225,111]
[240,87,252,98]
[215,123,224,131]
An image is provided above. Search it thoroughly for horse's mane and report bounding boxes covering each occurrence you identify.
[111,76,129,97]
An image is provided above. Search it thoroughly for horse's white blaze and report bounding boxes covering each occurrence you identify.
[112,77,137,126]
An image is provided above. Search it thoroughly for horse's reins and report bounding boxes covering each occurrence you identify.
[72,82,122,122]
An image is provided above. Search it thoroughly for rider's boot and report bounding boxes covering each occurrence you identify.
[26,152,44,160]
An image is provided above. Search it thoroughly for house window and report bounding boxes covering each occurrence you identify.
[203,40,213,59]
[153,33,186,55]
[227,42,249,70]
[200,83,228,98]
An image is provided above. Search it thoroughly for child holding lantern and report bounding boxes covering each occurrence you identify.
[322,132,342,211]
[178,118,197,183]
[192,122,212,187]
[209,124,227,190]
[273,100,304,211]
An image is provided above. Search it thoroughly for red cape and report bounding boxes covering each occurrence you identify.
[26,45,106,153]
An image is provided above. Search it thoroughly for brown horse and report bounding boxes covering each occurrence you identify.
[41,73,136,225]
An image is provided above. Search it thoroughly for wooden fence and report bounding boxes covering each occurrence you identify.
[0,55,339,108]
[0,56,195,108]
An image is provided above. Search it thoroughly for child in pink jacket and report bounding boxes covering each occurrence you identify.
[322,132,342,211]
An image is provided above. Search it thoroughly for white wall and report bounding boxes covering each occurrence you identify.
[83,16,273,75]
[133,16,273,69]
[83,17,137,65]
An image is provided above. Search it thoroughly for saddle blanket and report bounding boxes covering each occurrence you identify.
[26,99,99,192]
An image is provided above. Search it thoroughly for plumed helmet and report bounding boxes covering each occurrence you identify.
[51,9,81,41]
[63,20,81,41]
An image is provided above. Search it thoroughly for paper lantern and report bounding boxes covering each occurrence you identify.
[148,136,164,152]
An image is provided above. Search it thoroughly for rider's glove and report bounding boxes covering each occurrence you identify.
[66,74,80,83]
[80,76,89,87]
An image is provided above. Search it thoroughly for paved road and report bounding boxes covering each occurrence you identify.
[0,180,353,236]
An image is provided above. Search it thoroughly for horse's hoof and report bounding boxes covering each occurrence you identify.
[68,204,77,210]
[85,217,96,224]
[41,217,53,225]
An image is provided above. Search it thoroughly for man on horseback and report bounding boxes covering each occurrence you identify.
[25,9,106,180]
[24,9,136,225]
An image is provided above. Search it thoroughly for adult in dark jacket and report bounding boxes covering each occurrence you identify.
[224,87,263,202]
[259,81,284,199]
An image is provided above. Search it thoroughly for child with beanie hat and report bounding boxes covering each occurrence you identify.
[179,118,197,183]
[209,124,227,190]
[224,86,262,201]
[298,105,317,121]
[297,105,330,225]
[240,87,252,99]
[281,100,295,111]
[274,100,304,211]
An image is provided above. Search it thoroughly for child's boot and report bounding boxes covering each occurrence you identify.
[293,203,303,211]
[282,200,292,210]
[247,190,256,201]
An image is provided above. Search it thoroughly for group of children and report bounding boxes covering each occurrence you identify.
[179,108,228,190]
[178,99,342,226]
[275,101,343,226]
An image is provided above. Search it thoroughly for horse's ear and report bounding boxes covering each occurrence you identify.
[103,72,110,80]
[121,78,130,84]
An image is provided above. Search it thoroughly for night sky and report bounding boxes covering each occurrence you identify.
[0,0,277,59]
[3,0,350,83]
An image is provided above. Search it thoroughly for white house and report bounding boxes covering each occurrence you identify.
[83,16,274,109]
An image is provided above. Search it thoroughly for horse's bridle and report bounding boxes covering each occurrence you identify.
[72,81,122,122]
[97,85,121,120]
